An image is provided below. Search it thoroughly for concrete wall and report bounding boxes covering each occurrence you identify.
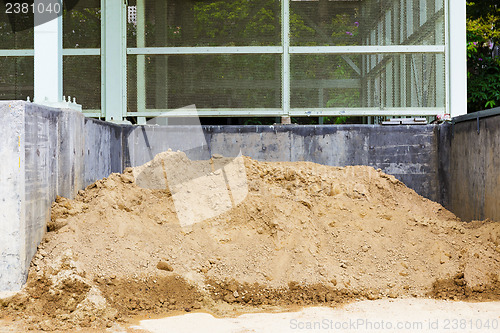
[0,102,26,292]
[123,125,441,203]
[84,118,123,187]
[443,115,500,221]
[3,101,484,291]
[23,104,83,288]
[0,102,123,291]
[2,101,499,291]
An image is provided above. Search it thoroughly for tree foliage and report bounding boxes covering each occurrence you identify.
[467,1,500,112]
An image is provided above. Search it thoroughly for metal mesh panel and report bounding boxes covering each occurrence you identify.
[0,10,34,49]
[127,55,137,112]
[127,54,281,112]
[290,0,445,46]
[63,0,101,48]
[127,0,281,48]
[364,53,446,108]
[291,52,445,108]
[63,56,100,109]
[291,54,361,108]
[0,56,34,100]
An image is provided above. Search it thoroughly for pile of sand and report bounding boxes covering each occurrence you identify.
[1,151,500,330]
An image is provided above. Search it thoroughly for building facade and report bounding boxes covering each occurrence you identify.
[0,0,466,122]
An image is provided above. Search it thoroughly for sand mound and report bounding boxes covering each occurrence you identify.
[1,151,500,330]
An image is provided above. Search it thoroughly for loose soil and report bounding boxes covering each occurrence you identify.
[1,151,500,331]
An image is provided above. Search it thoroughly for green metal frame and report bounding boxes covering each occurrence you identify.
[126,0,449,120]
[0,0,466,120]
[101,0,127,122]
[282,0,290,116]
[135,0,146,124]
[126,107,442,118]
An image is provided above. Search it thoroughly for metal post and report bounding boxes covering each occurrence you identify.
[102,0,127,122]
[136,0,146,124]
[34,0,62,104]
[154,0,168,125]
[281,0,290,118]
[447,0,467,117]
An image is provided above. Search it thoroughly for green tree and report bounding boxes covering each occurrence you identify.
[467,2,500,112]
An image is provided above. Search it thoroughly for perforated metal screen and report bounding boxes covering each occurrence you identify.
[63,56,101,109]
[127,0,281,48]
[126,0,447,118]
[63,1,101,49]
[291,52,445,108]
[0,56,33,100]
[0,0,449,118]
[0,7,34,49]
[0,7,33,101]
[291,54,362,108]
[127,54,282,112]
[290,0,445,46]
[63,0,101,111]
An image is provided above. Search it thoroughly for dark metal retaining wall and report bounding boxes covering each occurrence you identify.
[440,108,500,221]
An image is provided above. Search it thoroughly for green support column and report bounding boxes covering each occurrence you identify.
[154,0,169,125]
[102,0,127,122]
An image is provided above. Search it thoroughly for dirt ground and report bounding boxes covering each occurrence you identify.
[133,299,500,333]
[1,151,499,331]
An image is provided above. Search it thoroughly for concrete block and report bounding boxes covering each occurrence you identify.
[0,101,26,291]
[57,108,85,199]
[0,102,119,291]
[123,125,211,167]
[84,118,123,186]
[24,104,59,272]
[291,126,370,166]
[449,115,500,221]
[209,126,292,162]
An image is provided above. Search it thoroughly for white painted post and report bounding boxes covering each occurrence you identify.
[282,0,290,118]
[102,0,127,122]
[448,0,467,117]
[136,0,147,125]
[34,0,62,104]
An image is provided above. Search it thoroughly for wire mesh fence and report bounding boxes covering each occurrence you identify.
[0,0,447,119]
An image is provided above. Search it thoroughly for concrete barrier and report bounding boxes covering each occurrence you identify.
[0,102,26,291]
[84,118,123,187]
[441,111,500,221]
[0,102,122,291]
[6,101,498,291]
[123,125,441,204]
